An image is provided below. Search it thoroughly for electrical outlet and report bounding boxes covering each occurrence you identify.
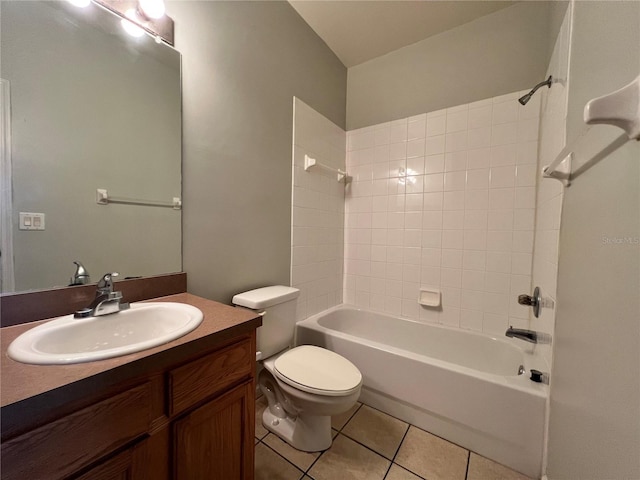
[19,212,45,231]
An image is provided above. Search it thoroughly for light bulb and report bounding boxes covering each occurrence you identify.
[138,0,165,19]
[121,9,145,38]
[67,0,91,7]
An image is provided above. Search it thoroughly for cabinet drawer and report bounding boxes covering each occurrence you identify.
[1,382,153,480]
[168,337,253,416]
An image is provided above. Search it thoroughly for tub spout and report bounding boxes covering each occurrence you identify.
[505,326,551,344]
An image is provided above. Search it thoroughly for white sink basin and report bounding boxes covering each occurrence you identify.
[7,302,203,365]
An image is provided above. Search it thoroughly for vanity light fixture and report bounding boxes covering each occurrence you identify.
[138,0,165,20]
[93,0,175,45]
[121,8,145,38]
[67,0,91,7]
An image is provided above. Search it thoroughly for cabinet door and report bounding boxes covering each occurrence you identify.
[173,381,254,480]
[74,446,137,480]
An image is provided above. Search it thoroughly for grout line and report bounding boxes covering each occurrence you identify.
[464,450,471,480]
[259,437,306,478]
[335,402,363,432]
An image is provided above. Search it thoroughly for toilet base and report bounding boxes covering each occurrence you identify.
[262,408,332,452]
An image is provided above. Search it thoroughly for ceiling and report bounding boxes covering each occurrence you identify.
[288,1,516,67]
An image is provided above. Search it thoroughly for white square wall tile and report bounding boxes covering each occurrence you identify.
[446,110,468,133]
[516,165,537,187]
[407,138,426,158]
[442,249,463,269]
[423,173,444,192]
[468,105,492,129]
[426,135,446,155]
[408,116,426,140]
[425,154,445,174]
[445,131,467,152]
[490,144,517,167]
[440,307,460,327]
[467,127,492,149]
[467,148,491,169]
[490,166,516,188]
[390,119,408,143]
[464,211,488,230]
[445,151,467,172]
[465,189,489,210]
[443,210,464,230]
[426,115,446,137]
[460,309,483,331]
[441,286,461,307]
[374,123,391,146]
[489,188,515,210]
[466,168,489,189]
[492,101,518,125]
[444,191,466,211]
[462,270,485,291]
[461,289,484,310]
[423,192,444,211]
[444,171,466,191]
[491,122,517,146]
[463,250,486,271]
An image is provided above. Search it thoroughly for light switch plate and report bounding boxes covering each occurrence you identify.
[19,212,45,230]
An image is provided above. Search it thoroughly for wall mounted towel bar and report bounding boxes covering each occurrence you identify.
[543,74,640,186]
[96,189,181,209]
[304,155,348,182]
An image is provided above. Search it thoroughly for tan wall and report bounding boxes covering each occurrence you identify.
[346,2,552,130]
[167,1,347,303]
[546,1,640,478]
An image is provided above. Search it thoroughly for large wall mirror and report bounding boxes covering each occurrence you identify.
[0,0,182,293]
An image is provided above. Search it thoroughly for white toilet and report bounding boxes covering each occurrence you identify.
[232,286,362,452]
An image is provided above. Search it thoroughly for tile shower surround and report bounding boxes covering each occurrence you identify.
[291,98,346,321]
[344,91,541,335]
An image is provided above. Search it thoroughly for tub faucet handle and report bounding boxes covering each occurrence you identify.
[517,286,541,318]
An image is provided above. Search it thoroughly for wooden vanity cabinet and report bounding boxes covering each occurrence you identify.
[1,332,256,480]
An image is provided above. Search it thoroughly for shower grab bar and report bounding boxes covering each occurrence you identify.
[304,154,348,182]
[96,188,182,209]
[543,74,640,186]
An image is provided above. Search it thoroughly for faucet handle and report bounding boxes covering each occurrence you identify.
[97,272,119,294]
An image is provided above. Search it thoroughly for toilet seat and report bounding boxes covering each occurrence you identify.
[273,345,362,397]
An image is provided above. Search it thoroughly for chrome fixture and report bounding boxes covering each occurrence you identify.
[69,261,91,286]
[505,326,552,345]
[518,76,553,105]
[75,272,130,318]
[530,369,549,384]
[518,286,542,318]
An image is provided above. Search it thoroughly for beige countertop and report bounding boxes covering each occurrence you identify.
[0,293,261,408]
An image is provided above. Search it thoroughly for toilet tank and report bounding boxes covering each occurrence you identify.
[232,286,300,360]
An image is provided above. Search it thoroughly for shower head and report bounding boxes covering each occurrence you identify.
[519,75,553,105]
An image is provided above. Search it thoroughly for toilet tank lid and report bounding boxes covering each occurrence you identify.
[232,286,300,309]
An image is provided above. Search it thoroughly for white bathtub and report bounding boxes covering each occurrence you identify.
[296,305,547,479]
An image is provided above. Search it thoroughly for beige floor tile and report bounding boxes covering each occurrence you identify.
[263,433,321,472]
[331,402,362,430]
[467,453,533,480]
[332,428,339,439]
[342,405,408,459]
[254,443,304,480]
[255,395,269,440]
[385,464,423,480]
[395,427,468,480]
[308,434,390,480]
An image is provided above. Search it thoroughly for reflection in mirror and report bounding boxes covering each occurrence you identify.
[0,0,182,293]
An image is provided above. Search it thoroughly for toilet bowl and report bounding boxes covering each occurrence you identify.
[232,286,362,452]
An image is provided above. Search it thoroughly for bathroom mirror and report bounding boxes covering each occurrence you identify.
[0,0,182,293]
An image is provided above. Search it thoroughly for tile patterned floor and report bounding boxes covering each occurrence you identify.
[254,397,534,480]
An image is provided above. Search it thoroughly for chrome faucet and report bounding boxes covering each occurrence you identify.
[505,326,552,344]
[69,261,90,286]
[74,272,130,318]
